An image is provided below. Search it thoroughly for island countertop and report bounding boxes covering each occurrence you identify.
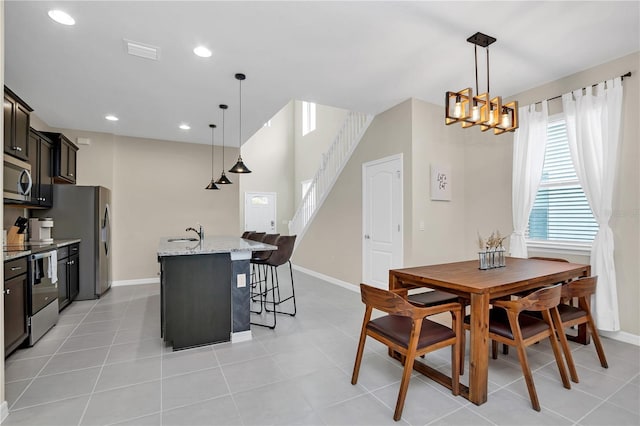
[157,236,276,257]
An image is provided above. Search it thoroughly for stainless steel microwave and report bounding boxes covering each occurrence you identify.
[4,154,33,203]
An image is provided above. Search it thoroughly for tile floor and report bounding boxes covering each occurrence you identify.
[3,269,639,425]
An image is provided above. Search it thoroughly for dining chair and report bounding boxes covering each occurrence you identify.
[241,231,254,238]
[462,283,571,411]
[352,283,461,421]
[408,290,466,373]
[525,276,608,384]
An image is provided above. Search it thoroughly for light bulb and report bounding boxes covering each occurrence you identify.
[501,112,511,128]
[453,101,462,118]
[471,106,480,122]
[487,108,495,125]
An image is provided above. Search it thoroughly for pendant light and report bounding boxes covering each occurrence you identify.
[205,124,219,190]
[445,32,518,135]
[215,104,233,185]
[228,73,252,173]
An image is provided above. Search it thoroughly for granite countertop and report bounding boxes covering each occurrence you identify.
[157,236,277,257]
[3,239,82,261]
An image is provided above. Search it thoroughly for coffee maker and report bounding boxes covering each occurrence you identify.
[29,218,54,243]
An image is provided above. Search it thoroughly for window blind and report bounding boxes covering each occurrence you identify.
[527,119,598,242]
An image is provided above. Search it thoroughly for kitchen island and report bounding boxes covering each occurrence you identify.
[157,236,275,350]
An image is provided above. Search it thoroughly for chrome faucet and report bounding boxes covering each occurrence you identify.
[185,225,204,241]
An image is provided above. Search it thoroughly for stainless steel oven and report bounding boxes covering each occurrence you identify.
[28,250,58,345]
[3,154,33,203]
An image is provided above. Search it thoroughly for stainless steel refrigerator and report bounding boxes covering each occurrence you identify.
[35,185,111,299]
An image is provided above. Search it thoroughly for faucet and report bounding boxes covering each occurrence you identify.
[185,225,204,241]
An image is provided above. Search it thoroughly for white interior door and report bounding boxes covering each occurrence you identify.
[244,192,277,233]
[363,154,403,289]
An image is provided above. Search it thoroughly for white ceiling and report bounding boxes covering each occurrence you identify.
[5,1,639,147]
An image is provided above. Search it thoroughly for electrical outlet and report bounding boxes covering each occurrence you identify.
[237,273,246,288]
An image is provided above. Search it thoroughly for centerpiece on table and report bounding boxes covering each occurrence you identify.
[477,230,507,270]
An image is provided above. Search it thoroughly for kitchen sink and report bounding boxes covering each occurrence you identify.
[168,237,199,243]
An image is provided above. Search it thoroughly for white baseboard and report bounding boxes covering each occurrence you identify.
[292,264,640,346]
[599,329,640,346]
[291,264,359,293]
[112,278,160,287]
[231,331,252,343]
[1,401,9,424]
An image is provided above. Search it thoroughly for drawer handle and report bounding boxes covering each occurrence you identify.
[10,266,22,271]
[12,146,22,152]
[4,289,10,295]
[69,173,74,177]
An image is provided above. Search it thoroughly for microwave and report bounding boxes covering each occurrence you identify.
[4,154,33,203]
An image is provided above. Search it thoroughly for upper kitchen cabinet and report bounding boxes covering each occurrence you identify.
[4,86,33,162]
[28,129,54,208]
[42,132,78,184]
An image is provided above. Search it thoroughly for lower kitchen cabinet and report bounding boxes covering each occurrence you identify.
[57,243,80,311]
[4,257,28,356]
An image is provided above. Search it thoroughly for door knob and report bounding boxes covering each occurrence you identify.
[364,234,370,239]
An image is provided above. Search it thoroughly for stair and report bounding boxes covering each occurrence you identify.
[289,111,373,243]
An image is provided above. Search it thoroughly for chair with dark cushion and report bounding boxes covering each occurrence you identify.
[249,233,279,314]
[525,276,608,384]
[264,235,297,315]
[251,235,297,329]
[352,283,462,421]
[462,283,571,411]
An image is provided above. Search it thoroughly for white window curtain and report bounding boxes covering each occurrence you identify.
[562,77,623,331]
[510,101,548,257]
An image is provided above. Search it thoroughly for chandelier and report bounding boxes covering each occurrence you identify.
[445,32,518,135]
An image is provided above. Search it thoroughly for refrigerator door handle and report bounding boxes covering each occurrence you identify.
[101,203,111,256]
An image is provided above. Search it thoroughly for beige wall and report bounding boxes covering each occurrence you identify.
[293,99,413,286]
[111,136,240,281]
[240,101,295,235]
[408,99,468,266]
[293,101,349,205]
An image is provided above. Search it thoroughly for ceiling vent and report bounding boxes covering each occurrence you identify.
[124,39,159,61]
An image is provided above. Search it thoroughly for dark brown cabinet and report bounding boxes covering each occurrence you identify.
[4,87,33,162]
[42,132,78,184]
[28,129,54,208]
[4,257,28,356]
[57,244,80,311]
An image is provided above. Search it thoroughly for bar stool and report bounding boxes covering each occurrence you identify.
[264,235,297,317]
[250,233,279,314]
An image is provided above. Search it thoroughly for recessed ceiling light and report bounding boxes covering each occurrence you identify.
[105,115,119,122]
[179,123,191,130]
[193,46,212,58]
[48,10,75,26]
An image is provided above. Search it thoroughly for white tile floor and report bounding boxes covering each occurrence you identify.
[3,268,639,425]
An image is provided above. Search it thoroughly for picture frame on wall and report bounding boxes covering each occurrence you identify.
[431,164,451,201]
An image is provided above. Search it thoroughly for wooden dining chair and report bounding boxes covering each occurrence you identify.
[525,276,608,384]
[408,290,467,374]
[352,283,462,421]
[462,283,571,411]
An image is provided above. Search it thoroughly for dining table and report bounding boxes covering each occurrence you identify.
[389,256,591,406]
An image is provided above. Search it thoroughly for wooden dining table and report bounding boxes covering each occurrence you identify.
[389,257,590,406]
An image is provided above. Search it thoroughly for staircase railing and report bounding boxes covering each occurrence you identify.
[289,111,373,242]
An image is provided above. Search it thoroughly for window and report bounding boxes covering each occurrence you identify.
[302,101,316,136]
[527,116,598,246]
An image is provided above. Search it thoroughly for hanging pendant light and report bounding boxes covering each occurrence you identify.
[205,124,220,190]
[444,32,518,135]
[229,73,252,173]
[215,104,233,185]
